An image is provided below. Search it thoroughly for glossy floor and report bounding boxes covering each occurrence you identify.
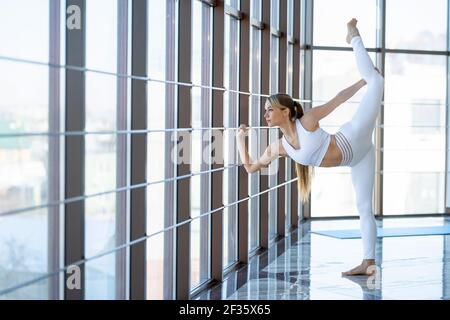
[194,216,450,300]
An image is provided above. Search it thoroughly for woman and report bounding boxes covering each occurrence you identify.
[236,19,384,276]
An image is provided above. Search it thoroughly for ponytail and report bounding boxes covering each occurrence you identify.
[295,162,314,203]
[291,101,298,120]
[293,100,303,120]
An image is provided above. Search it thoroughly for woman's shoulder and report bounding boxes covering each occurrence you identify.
[263,139,288,158]
[275,138,288,157]
[299,114,320,132]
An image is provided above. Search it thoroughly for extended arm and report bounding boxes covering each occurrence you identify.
[236,125,281,173]
[305,79,366,123]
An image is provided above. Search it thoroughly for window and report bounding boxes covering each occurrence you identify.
[190,0,212,289]
[223,0,240,268]
[146,0,176,300]
[383,53,446,215]
[0,0,50,299]
[85,0,118,299]
[268,0,279,241]
[313,0,377,48]
[285,0,294,231]
[248,0,262,252]
[386,0,447,51]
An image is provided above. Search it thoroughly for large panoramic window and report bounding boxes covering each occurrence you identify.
[0,0,50,299]
[383,0,448,215]
[383,53,446,215]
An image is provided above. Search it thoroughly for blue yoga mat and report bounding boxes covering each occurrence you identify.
[311,226,450,239]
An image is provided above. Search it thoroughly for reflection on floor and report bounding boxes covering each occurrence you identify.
[194,216,450,300]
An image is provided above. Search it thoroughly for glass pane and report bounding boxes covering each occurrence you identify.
[223,13,239,267]
[0,63,49,299]
[86,0,118,72]
[191,218,201,287]
[383,172,445,215]
[0,0,50,300]
[85,249,125,300]
[313,0,377,48]
[268,33,279,239]
[147,78,165,254]
[285,42,294,231]
[386,0,447,51]
[251,0,261,20]
[384,54,446,105]
[85,0,118,298]
[147,0,173,299]
[287,0,294,36]
[271,0,279,29]
[191,1,202,288]
[146,233,165,299]
[383,53,446,215]
[0,209,48,299]
[0,63,49,212]
[0,0,49,62]
[0,272,56,300]
[248,5,261,251]
[190,0,211,289]
[84,191,117,298]
[225,0,239,8]
[148,0,166,80]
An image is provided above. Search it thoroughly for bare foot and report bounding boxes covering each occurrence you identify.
[346,18,360,44]
[341,259,376,276]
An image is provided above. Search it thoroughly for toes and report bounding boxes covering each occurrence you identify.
[347,18,358,26]
[342,267,362,276]
[342,269,355,276]
[343,264,376,277]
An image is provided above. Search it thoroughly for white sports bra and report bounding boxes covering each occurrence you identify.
[281,118,331,166]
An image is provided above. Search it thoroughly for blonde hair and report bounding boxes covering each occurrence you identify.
[295,162,314,203]
[267,93,314,203]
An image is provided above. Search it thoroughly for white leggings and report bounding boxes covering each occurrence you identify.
[338,36,384,259]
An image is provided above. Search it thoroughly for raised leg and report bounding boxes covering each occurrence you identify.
[348,20,384,139]
[347,18,380,83]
